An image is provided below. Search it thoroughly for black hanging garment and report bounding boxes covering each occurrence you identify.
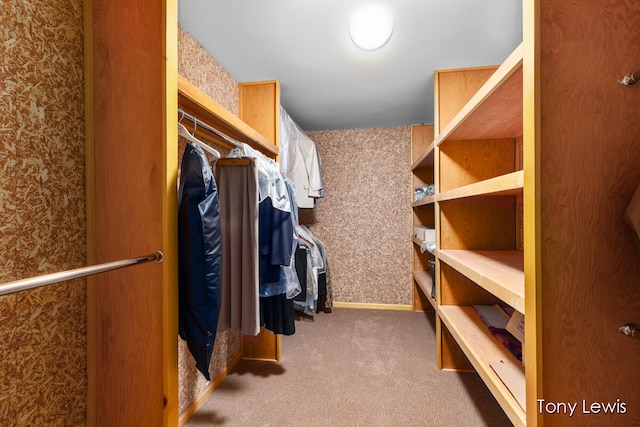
[178,143,222,380]
[257,196,296,335]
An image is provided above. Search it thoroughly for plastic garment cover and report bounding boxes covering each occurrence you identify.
[258,197,293,283]
[279,106,324,208]
[178,143,222,381]
[294,226,327,316]
[281,177,302,299]
[259,177,302,299]
[229,143,290,211]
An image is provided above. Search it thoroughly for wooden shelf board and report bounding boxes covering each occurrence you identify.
[413,270,436,310]
[411,140,435,170]
[436,43,523,145]
[437,171,523,202]
[412,195,435,207]
[438,250,524,313]
[178,75,278,157]
[438,305,526,427]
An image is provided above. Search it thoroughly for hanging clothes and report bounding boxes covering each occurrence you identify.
[178,142,222,381]
[280,177,302,299]
[280,106,324,208]
[257,192,295,335]
[214,158,261,337]
[259,196,294,283]
[294,225,333,315]
[260,293,296,336]
[257,175,302,299]
[227,143,297,335]
[316,237,333,312]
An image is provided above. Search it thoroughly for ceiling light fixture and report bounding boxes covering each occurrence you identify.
[348,5,394,52]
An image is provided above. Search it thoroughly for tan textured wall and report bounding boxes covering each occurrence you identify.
[177,27,242,415]
[178,27,238,116]
[302,127,413,305]
[0,1,86,425]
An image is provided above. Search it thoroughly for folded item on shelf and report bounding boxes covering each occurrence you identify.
[420,241,436,254]
[414,226,435,242]
[488,326,522,362]
[474,304,510,329]
[414,184,435,202]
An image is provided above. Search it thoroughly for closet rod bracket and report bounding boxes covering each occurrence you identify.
[618,323,639,338]
[618,71,640,87]
[153,250,164,262]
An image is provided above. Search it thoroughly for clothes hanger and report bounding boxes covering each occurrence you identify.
[178,120,221,159]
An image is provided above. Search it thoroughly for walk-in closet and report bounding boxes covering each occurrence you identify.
[1,1,639,426]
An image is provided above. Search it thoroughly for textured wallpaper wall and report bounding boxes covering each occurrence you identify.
[177,27,242,415]
[0,1,86,425]
[301,127,413,306]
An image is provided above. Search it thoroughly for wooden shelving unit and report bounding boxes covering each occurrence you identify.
[410,139,436,170]
[437,250,524,313]
[433,43,526,427]
[438,305,525,425]
[434,44,523,145]
[413,270,435,310]
[426,5,640,425]
[437,171,523,201]
[410,125,436,312]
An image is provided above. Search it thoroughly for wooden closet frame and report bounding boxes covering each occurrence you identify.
[85,1,283,425]
[412,2,640,426]
[85,1,640,425]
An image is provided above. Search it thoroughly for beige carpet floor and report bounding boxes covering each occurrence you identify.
[186,308,513,426]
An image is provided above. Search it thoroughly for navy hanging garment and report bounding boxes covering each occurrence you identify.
[178,143,222,380]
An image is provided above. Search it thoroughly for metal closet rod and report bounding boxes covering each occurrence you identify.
[0,251,163,297]
[178,109,242,148]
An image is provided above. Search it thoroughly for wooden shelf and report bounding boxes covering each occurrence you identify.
[178,75,279,157]
[437,250,524,314]
[411,139,435,170]
[412,195,435,207]
[438,305,525,427]
[437,171,523,202]
[435,43,523,145]
[411,125,436,313]
[413,270,436,310]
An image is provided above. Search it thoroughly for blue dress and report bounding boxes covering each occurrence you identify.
[177,143,222,380]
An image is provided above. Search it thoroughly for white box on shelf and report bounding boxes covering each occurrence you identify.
[413,226,435,242]
[506,310,524,343]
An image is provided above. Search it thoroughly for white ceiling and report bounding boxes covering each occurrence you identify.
[178,1,523,131]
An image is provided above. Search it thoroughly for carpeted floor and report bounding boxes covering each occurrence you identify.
[186,308,512,426]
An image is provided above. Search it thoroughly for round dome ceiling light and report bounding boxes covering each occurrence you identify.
[348,5,394,52]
